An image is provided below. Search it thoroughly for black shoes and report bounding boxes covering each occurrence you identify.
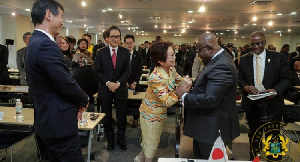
[117,140,127,150]
[107,141,114,150]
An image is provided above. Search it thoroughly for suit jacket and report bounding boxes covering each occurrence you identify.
[95,46,131,99]
[238,50,290,117]
[16,47,27,85]
[183,51,240,144]
[139,66,182,122]
[128,50,143,85]
[25,30,89,138]
[92,43,106,61]
[0,44,9,84]
[142,47,150,68]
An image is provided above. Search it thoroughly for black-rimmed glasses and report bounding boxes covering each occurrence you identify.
[195,45,210,54]
[250,41,264,47]
[109,35,121,39]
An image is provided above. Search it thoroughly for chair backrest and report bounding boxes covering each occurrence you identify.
[283,105,300,123]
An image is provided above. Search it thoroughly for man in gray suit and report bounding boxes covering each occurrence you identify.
[176,33,240,159]
[16,32,31,85]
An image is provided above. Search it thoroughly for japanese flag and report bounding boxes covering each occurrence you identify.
[208,136,228,162]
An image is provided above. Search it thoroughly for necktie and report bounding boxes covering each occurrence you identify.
[255,55,265,91]
[112,49,116,68]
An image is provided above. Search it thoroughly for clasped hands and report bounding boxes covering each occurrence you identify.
[107,81,120,92]
[175,76,193,99]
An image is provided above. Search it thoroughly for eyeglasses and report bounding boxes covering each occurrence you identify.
[251,41,264,47]
[125,42,134,45]
[109,35,121,39]
[195,45,210,54]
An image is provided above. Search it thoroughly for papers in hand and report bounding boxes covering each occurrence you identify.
[247,91,277,100]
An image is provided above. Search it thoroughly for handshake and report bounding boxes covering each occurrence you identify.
[175,75,193,99]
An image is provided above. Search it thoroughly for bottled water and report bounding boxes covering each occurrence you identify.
[15,99,23,122]
[99,124,104,138]
[79,110,87,125]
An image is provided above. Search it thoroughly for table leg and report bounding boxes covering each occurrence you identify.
[87,130,92,162]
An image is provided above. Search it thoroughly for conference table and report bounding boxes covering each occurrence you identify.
[0,85,29,103]
[0,106,105,162]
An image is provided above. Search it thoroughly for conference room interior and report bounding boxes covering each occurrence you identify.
[1,0,300,161]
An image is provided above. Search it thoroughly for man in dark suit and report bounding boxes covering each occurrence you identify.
[25,0,89,161]
[176,44,195,76]
[238,31,290,160]
[124,34,143,127]
[176,33,240,159]
[141,41,150,68]
[92,30,108,60]
[95,25,131,151]
[0,44,9,85]
[16,32,31,86]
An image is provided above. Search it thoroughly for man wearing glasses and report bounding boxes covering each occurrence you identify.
[238,31,290,160]
[95,25,131,151]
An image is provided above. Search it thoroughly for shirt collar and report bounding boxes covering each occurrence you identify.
[109,45,118,54]
[35,29,55,42]
[253,49,266,60]
[212,48,224,60]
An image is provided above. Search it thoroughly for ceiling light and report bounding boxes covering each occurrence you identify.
[268,21,273,26]
[102,30,105,32]
[290,11,297,15]
[252,23,257,25]
[145,34,148,35]
[234,39,236,41]
[252,16,257,21]
[133,29,136,32]
[136,33,139,35]
[242,36,245,38]
[181,28,186,33]
[182,23,186,25]
[99,32,101,34]
[84,24,86,27]
[234,31,238,34]
[188,11,193,13]
[168,25,171,29]
[119,14,123,19]
[128,27,130,30]
[188,21,193,24]
[154,24,158,28]
[220,33,224,35]
[163,30,166,33]
[102,9,107,12]
[11,12,16,16]
[280,32,282,36]
[25,9,31,12]
[263,27,266,31]
[107,8,112,11]
[206,31,210,33]
[187,25,189,28]
[121,21,124,23]
[277,13,282,16]
[66,20,72,23]
[227,30,230,31]
[141,31,144,33]
[288,29,291,32]
[136,27,139,29]
[142,33,145,35]
[81,1,86,7]
[198,5,206,13]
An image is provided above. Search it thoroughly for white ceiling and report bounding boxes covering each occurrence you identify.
[0,0,300,38]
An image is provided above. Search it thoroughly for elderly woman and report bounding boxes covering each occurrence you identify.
[134,41,191,162]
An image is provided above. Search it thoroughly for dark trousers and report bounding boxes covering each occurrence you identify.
[99,96,127,142]
[246,104,282,161]
[39,134,83,162]
[193,139,214,159]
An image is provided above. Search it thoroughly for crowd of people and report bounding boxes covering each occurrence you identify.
[1,0,300,161]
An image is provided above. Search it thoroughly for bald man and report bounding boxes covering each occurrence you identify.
[176,33,240,159]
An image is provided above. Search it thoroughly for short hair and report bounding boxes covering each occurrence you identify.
[31,0,64,26]
[250,31,265,40]
[150,41,173,67]
[65,36,76,44]
[144,41,149,44]
[281,44,290,50]
[102,29,108,39]
[124,35,135,42]
[77,38,88,47]
[23,32,32,40]
[106,25,121,38]
[83,33,92,39]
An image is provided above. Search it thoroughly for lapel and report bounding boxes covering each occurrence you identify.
[156,66,175,89]
[246,53,255,85]
[115,46,123,70]
[131,51,137,67]
[263,50,273,84]
[195,54,221,83]
[105,47,114,70]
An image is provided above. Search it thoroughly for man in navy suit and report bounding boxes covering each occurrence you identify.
[25,0,89,161]
[95,25,131,150]
[124,34,143,127]
[238,31,290,160]
[176,33,240,159]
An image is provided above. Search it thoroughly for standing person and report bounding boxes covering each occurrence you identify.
[76,38,92,60]
[82,33,94,54]
[124,34,143,128]
[142,41,150,68]
[176,33,240,159]
[25,0,89,161]
[95,25,131,151]
[134,41,191,162]
[238,31,290,160]
[93,29,108,61]
[60,37,73,68]
[16,32,31,85]
[0,44,9,85]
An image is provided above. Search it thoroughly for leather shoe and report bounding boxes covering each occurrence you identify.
[107,141,114,150]
[117,140,127,150]
[132,120,138,128]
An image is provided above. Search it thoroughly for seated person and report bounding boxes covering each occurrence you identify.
[286,61,300,104]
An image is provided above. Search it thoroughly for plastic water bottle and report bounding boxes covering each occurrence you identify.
[15,99,23,122]
[79,110,87,125]
[99,124,104,139]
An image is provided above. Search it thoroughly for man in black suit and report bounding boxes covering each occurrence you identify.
[176,33,240,159]
[124,34,143,127]
[141,41,150,68]
[25,0,89,161]
[16,32,31,86]
[95,25,131,151]
[92,30,108,60]
[176,44,195,76]
[0,44,9,85]
[238,31,290,160]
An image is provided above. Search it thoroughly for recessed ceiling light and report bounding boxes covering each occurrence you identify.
[277,13,282,16]
[11,12,16,16]
[168,25,171,29]
[252,23,257,25]
[142,33,145,35]
[119,14,123,19]
[182,23,186,25]
[220,33,224,35]
[188,11,193,13]
[145,34,148,35]
[128,27,130,30]
[154,24,158,28]
[102,9,107,12]
[66,20,72,23]
[234,39,236,41]
[234,31,238,34]
[187,25,189,28]
[84,24,86,27]
[198,5,206,13]
[141,31,144,33]
[252,16,257,21]
[268,21,273,26]
[288,29,291,32]
[227,30,230,31]
[25,9,31,12]
[290,11,297,15]
[81,1,86,7]
[163,30,166,33]
[242,36,245,38]
[107,8,112,11]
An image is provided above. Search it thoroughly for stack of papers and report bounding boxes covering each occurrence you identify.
[247,91,277,100]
